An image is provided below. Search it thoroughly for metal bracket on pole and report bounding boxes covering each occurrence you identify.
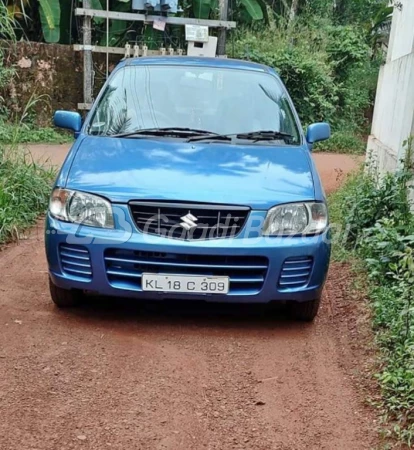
[75,8,236,28]
[77,103,93,110]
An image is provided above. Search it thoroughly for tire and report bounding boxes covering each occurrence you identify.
[289,298,321,322]
[49,277,84,308]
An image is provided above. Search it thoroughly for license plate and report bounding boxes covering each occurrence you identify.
[142,274,229,294]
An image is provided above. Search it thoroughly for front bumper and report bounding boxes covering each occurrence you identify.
[45,208,331,304]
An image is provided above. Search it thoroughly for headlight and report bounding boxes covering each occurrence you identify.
[262,202,328,236]
[49,188,114,229]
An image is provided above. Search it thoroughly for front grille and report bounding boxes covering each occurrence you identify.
[59,244,92,279]
[104,249,268,295]
[278,256,313,289]
[129,201,250,240]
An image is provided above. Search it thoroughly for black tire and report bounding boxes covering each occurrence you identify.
[289,298,321,321]
[49,277,84,308]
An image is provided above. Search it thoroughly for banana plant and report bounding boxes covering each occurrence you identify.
[239,0,263,20]
[7,0,266,46]
[192,0,263,21]
[38,0,61,42]
[95,0,132,47]
[192,0,214,19]
[7,0,61,43]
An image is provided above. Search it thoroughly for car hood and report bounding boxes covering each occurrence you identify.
[65,136,315,209]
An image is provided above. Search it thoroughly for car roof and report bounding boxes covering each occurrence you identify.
[118,56,274,74]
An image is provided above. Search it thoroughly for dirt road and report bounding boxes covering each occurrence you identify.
[0,146,375,450]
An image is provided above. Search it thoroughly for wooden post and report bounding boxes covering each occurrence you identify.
[83,0,93,107]
[217,0,229,56]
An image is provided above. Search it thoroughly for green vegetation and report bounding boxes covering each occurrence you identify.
[232,5,385,154]
[0,3,15,114]
[0,143,55,244]
[0,4,56,245]
[3,1,391,150]
[7,0,66,43]
[6,0,264,45]
[314,130,366,154]
[329,138,414,445]
[1,3,72,145]
[0,121,73,145]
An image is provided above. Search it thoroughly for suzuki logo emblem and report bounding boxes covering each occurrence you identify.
[180,213,198,231]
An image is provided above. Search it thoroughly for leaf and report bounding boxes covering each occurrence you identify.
[239,0,263,20]
[372,5,393,31]
[143,25,164,50]
[60,0,74,44]
[192,0,213,19]
[38,0,60,43]
[89,0,105,25]
[98,0,131,47]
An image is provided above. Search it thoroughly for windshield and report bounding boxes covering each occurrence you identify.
[88,65,301,144]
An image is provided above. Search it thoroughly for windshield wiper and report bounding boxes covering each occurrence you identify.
[188,130,294,143]
[236,130,295,142]
[187,133,232,143]
[109,127,220,138]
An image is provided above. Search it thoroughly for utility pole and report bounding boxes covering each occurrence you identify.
[217,0,229,56]
[82,0,93,108]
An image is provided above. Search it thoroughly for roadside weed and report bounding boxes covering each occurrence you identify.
[330,138,414,446]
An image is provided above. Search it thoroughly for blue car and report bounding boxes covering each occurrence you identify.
[46,56,331,321]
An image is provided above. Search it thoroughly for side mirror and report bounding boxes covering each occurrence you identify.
[54,111,82,134]
[306,122,331,144]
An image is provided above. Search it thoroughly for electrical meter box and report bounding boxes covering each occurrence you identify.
[187,36,218,57]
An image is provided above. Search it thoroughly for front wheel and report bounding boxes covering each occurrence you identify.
[289,298,321,321]
[49,278,84,308]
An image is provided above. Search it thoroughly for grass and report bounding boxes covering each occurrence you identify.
[0,121,73,145]
[328,166,366,260]
[0,142,55,244]
[0,0,58,244]
[0,92,74,145]
[314,129,367,155]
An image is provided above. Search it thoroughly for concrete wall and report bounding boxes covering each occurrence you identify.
[367,2,414,173]
[2,42,118,126]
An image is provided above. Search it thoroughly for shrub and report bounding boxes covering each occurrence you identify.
[232,27,338,125]
[0,3,16,116]
[314,129,366,154]
[334,154,413,247]
[232,20,380,154]
[0,9,55,244]
[359,218,414,282]
[0,120,73,144]
[0,143,55,244]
